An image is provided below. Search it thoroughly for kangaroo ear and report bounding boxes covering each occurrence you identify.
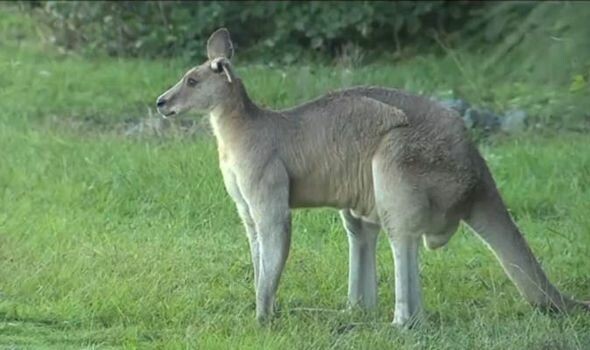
[210,57,235,83]
[207,28,234,60]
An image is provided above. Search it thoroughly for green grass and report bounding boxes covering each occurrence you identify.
[1,5,589,349]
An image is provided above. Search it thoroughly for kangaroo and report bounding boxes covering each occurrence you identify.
[156,28,589,326]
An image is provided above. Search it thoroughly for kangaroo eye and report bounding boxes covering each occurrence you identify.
[187,78,198,87]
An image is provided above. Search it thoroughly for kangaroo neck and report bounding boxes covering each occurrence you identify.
[208,79,270,155]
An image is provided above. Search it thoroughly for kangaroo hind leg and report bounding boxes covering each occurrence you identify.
[340,209,380,310]
[372,156,429,327]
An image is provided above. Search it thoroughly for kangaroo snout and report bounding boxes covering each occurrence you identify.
[155,95,176,118]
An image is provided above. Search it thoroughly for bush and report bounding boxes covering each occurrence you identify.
[18,1,590,104]
[25,1,476,63]
[468,2,590,86]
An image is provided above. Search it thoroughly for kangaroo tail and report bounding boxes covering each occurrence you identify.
[464,169,588,312]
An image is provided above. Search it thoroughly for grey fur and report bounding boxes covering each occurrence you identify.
[156,29,589,327]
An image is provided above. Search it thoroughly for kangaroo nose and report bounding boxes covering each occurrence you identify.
[156,98,167,107]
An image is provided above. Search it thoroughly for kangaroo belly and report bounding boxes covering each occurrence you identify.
[287,158,376,216]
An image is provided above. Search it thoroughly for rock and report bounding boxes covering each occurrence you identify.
[462,107,477,129]
[463,108,501,132]
[501,109,528,133]
[437,97,526,134]
[480,109,501,132]
[439,98,471,116]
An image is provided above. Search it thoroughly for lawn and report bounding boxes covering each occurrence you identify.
[1,6,589,350]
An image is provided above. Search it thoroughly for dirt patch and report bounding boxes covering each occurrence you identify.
[41,113,213,139]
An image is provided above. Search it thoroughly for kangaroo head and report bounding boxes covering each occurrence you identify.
[156,28,236,118]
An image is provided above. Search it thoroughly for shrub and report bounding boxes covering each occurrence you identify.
[25,1,476,63]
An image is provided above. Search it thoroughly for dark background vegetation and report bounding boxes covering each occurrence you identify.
[28,1,477,62]
[15,0,590,129]
[21,1,590,69]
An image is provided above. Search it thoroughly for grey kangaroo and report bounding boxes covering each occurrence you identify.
[156,28,589,326]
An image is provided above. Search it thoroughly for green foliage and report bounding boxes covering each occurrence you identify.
[2,2,588,130]
[24,1,474,63]
[456,1,590,126]
[463,2,590,85]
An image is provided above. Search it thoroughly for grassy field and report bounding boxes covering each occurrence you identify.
[1,6,589,350]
